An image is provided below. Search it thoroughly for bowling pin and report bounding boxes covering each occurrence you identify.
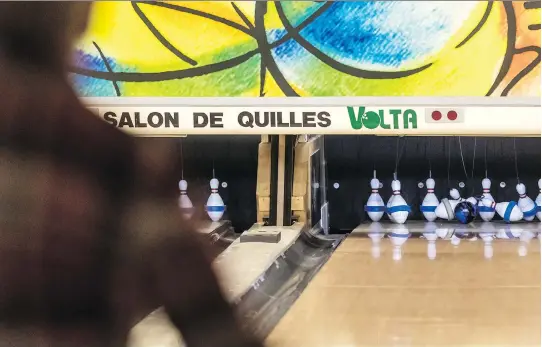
[423,222,438,260]
[516,183,536,221]
[450,233,461,247]
[365,172,385,222]
[421,177,439,222]
[435,189,462,221]
[518,230,536,257]
[479,222,496,259]
[466,196,478,206]
[386,179,410,224]
[389,224,410,261]
[449,188,463,202]
[436,227,454,240]
[496,224,522,239]
[481,198,523,223]
[206,178,225,222]
[368,222,384,259]
[535,179,541,221]
[478,178,495,222]
[178,179,194,219]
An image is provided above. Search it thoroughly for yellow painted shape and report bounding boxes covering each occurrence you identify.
[79,1,255,71]
[230,1,256,25]
[410,2,508,95]
[163,1,254,28]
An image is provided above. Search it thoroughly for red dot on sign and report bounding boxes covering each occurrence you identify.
[447,110,458,120]
[431,111,442,121]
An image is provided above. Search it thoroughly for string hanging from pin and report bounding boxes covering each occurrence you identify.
[180,139,184,180]
[426,137,432,177]
[446,137,452,188]
[458,136,469,182]
[469,137,477,197]
[484,139,488,178]
[371,136,376,171]
[471,137,477,179]
[394,136,407,178]
[212,159,216,179]
[513,137,520,184]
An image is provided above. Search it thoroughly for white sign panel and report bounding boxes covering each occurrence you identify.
[90,106,541,136]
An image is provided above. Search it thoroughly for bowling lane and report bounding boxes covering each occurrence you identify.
[266,222,541,347]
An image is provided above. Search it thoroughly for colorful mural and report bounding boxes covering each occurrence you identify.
[72,1,541,97]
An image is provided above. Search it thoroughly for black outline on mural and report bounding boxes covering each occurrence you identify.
[255,2,299,96]
[274,1,433,79]
[502,45,541,96]
[525,1,541,30]
[525,1,542,32]
[485,1,541,96]
[231,2,255,31]
[132,2,197,66]
[455,1,493,48]
[524,1,541,10]
[140,1,254,36]
[71,49,259,82]
[69,1,329,83]
[485,1,517,96]
[70,1,540,96]
[92,41,121,96]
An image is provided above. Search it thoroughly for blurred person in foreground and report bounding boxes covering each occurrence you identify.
[0,2,262,347]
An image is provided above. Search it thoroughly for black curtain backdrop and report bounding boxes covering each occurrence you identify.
[324,136,541,232]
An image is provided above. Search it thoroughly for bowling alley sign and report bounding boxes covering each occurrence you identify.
[88,105,540,136]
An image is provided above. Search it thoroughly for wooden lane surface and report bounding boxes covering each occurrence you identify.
[267,231,541,346]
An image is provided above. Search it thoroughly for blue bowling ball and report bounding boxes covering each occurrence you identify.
[454,201,477,224]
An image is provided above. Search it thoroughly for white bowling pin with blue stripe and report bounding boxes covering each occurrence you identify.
[518,230,536,257]
[516,183,536,221]
[368,222,384,259]
[535,179,541,221]
[478,178,495,222]
[423,222,438,260]
[479,222,496,259]
[386,179,410,224]
[496,224,522,239]
[365,175,385,222]
[206,178,225,222]
[389,224,410,261]
[421,178,439,222]
[178,179,194,219]
[481,198,523,223]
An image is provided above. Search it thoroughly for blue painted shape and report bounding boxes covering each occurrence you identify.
[365,205,386,212]
[503,201,518,223]
[71,50,126,96]
[420,205,437,212]
[387,205,411,214]
[206,205,225,212]
[289,1,477,69]
[524,205,537,217]
[505,231,518,239]
[478,206,495,212]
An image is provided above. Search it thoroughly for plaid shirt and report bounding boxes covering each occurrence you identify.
[0,61,262,347]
